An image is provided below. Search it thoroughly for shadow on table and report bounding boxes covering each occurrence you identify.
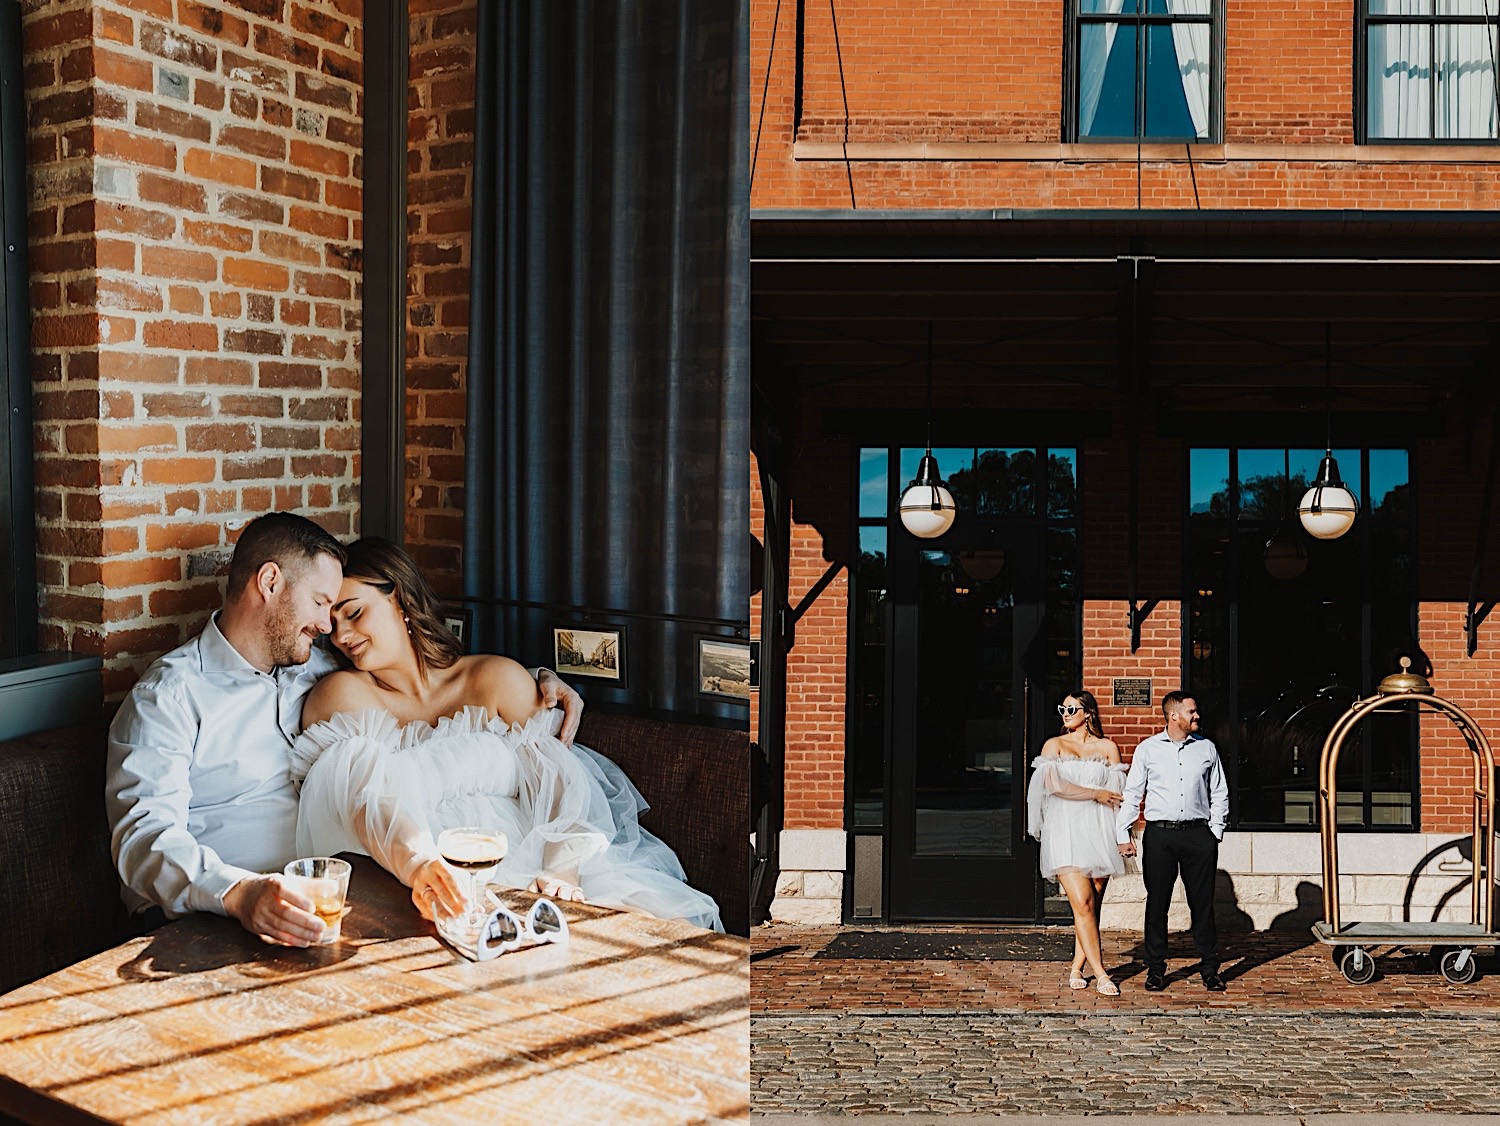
[117,915,361,982]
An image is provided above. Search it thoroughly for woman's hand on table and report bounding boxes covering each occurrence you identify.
[410,857,467,921]
[528,874,586,902]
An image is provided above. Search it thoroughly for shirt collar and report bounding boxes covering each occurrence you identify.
[198,613,268,676]
[1156,729,1201,747]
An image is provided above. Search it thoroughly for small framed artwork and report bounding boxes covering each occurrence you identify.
[553,625,626,683]
[697,636,752,701]
[441,606,475,651]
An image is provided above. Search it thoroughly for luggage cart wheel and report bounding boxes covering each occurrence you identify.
[1339,946,1376,985]
[1439,947,1478,985]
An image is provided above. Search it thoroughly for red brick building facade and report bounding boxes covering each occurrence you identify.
[751,0,1500,926]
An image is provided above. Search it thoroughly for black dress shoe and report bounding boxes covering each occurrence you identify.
[1144,971,1166,992]
[1202,972,1226,992]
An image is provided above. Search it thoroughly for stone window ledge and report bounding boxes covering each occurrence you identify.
[793,141,1500,164]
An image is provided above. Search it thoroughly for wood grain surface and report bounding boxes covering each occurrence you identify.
[0,856,748,1124]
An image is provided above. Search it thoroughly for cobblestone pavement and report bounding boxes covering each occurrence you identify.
[751,925,1500,1116]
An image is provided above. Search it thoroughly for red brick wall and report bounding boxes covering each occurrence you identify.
[24,0,364,696]
[1080,430,1185,756]
[749,0,1500,210]
[780,417,849,830]
[403,0,476,594]
[794,2,1061,145]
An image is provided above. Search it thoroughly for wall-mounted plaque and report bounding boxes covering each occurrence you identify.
[1112,677,1154,707]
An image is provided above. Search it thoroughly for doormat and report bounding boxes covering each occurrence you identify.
[814,930,1075,961]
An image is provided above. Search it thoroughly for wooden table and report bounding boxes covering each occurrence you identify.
[0,856,748,1124]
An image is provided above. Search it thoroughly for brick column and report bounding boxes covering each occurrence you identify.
[24,0,363,696]
[403,0,476,593]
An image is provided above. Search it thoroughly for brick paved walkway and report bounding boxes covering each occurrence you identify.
[751,925,1500,1116]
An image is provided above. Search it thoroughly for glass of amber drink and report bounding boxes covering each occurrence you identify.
[284,856,352,944]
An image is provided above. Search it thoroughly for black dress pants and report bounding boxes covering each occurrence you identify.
[1142,822,1219,974]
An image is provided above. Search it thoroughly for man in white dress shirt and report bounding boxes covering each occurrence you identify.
[106,513,581,947]
[1116,691,1229,992]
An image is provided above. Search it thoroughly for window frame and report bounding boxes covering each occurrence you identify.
[1063,0,1226,144]
[1181,446,1420,833]
[1355,1,1500,145]
[0,0,36,660]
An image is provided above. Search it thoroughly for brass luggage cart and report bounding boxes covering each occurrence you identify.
[1312,658,1497,985]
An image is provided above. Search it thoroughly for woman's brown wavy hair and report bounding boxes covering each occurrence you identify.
[341,537,464,674]
[1063,689,1106,739]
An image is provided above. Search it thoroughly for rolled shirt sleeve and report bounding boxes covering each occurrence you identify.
[107,682,257,918]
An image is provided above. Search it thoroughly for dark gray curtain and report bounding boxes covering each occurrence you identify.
[464,1,749,722]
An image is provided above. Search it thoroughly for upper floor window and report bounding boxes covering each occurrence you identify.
[1361,1,1499,142]
[1070,0,1218,142]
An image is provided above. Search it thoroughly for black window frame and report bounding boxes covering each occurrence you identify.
[1182,446,1420,833]
[1064,0,1225,144]
[1356,1,1500,145]
[0,0,36,660]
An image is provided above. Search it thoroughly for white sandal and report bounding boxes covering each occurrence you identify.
[1096,975,1119,997]
[1068,970,1089,989]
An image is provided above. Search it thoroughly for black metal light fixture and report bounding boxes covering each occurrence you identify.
[1298,324,1359,541]
[898,322,956,538]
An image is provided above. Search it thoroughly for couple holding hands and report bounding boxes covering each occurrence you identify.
[1027,690,1228,996]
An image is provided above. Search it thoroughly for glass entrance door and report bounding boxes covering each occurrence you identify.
[887,523,1044,920]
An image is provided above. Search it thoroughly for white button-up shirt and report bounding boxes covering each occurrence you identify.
[1115,730,1229,843]
[106,615,336,918]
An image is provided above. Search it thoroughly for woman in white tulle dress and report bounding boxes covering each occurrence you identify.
[291,537,722,933]
[1026,690,1126,995]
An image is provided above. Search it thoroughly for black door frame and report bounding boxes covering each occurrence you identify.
[886,518,1048,922]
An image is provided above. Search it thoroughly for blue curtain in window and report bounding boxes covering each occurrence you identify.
[1078,0,1210,140]
[463,1,750,721]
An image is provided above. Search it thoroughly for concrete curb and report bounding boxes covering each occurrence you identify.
[753,1118,1500,1124]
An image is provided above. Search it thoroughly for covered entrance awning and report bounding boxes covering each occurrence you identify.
[753,209,1500,426]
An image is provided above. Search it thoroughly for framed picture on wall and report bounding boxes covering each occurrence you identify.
[553,625,626,683]
[697,637,751,701]
[440,606,475,652]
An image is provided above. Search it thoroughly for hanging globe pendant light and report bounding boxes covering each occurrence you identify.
[899,322,957,539]
[1298,454,1359,540]
[1297,324,1359,541]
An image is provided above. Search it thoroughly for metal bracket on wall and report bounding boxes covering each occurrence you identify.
[788,560,843,637]
[1129,599,1160,654]
[1119,254,1155,656]
[1467,603,1495,658]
